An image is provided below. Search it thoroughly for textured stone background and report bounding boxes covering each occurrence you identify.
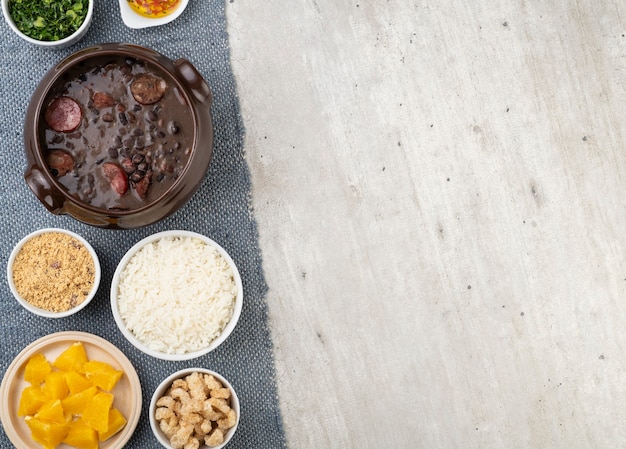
[228,0,626,447]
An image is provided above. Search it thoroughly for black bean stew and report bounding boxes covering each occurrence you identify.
[40,55,193,211]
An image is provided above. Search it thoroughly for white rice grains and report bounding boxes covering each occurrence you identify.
[116,236,237,354]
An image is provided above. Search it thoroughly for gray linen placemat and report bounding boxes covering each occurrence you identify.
[0,1,286,448]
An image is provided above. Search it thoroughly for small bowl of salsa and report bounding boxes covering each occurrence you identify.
[118,0,188,29]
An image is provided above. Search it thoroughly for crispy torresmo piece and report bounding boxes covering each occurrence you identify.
[205,428,224,447]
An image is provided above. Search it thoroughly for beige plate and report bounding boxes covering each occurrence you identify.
[0,331,142,448]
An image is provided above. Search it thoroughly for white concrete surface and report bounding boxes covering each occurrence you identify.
[227,1,626,447]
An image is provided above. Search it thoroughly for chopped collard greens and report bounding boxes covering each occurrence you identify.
[8,0,88,41]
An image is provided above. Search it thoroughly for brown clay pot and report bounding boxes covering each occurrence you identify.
[24,43,214,229]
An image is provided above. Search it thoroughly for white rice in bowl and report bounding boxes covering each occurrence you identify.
[116,236,237,354]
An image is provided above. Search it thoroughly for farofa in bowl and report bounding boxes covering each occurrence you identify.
[7,228,101,318]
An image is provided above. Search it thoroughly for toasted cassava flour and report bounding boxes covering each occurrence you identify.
[12,232,96,313]
[116,236,237,354]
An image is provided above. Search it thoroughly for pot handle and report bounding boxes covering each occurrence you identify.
[24,166,65,214]
[173,58,213,105]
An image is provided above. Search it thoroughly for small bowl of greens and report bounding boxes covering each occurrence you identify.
[2,0,93,49]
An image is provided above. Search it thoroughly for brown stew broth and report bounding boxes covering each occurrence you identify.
[40,56,193,211]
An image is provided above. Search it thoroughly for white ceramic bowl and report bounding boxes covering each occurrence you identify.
[1,0,93,49]
[7,228,101,318]
[150,368,240,449]
[110,230,243,361]
[119,0,189,29]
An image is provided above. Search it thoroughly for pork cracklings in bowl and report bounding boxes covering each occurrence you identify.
[23,43,214,229]
[110,230,243,361]
[150,368,240,449]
